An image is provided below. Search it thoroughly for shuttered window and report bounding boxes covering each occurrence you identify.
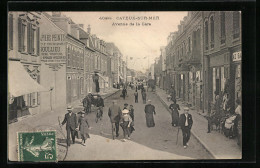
[220,12,226,44]
[18,17,22,52]
[233,11,240,39]
[27,22,31,54]
[37,27,40,56]
[8,14,13,50]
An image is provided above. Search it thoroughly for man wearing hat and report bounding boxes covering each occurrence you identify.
[108,100,122,138]
[61,105,78,147]
[178,107,193,149]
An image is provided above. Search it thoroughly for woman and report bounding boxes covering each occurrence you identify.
[77,111,90,146]
[169,99,180,127]
[120,109,132,142]
[235,98,242,147]
[144,100,156,127]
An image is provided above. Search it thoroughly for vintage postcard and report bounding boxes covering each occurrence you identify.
[8,11,242,161]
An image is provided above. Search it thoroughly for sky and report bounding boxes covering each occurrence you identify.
[62,12,188,72]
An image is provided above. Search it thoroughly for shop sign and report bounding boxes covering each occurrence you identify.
[232,51,242,62]
[40,34,66,71]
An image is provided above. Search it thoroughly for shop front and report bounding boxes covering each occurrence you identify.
[8,61,48,123]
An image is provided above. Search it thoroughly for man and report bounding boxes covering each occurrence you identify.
[179,107,193,149]
[144,100,156,127]
[61,105,78,147]
[134,90,138,103]
[123,103,128,110]
[122,87,127,100]
[129,105,135,133]
[141,89,147,104]
[108,100,122,138]
[96,95,104,118]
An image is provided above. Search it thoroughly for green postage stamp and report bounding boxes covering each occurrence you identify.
[17,131,57,162]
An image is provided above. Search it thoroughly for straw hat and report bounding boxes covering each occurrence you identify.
[122,109,129,114]
[67,105,73,111]
[183,107,189,111]
[78,110,85,114]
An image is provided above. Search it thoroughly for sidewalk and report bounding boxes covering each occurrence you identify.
[155,87,242,159]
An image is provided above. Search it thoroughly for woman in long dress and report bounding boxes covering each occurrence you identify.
[144,100,156,127]
[77,111,90,146]
[169,99,180,127]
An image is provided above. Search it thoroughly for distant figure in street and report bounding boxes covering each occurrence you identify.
[117,82,120,89]
[122,87,127,100]
[179,107,193,149]
[169,99,180,127]
[144,100,156,127]
[86,92,92,113]
[61,105,78,147]
[96,95,104,118]
[129,105,135,133]
[108,100,122,138]
[170,85,176,102]
[141,89,147,104]
[120,109,132,142]
[123,103,128,110]
[76,111,90,146]
[134,90,138,103]
[82,95,88,113]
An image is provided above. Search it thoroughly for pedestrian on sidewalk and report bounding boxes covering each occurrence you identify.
[61,105,78,147]
[134,90,138,103]
[120,109,132,142]
[141,89,147,104]
[169,99,180,127]
[178,107,193,149]
[144,100,156,127]
[235,98,242,147]
[129,105,135,133]
[108,100,122,138]
[76,111,90,146]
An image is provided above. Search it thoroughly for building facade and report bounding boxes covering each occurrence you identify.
[8,12,47,122]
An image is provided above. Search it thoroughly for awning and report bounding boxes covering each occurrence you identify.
[8,61,49,97]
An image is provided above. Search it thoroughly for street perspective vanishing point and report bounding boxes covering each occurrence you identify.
[8,11,242,161]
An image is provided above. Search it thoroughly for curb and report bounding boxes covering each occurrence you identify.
[154,91,216,159]
[103,89,121,100]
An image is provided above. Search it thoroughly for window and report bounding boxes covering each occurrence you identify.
[233,11,240,39]
[205,20,209,50]
[210,16,214,48]
[8,13,13,50]
[188,37,191,52]
[220,12,226,44]
[18,17,27,52]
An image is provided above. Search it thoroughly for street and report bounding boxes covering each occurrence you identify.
[64,89,212,160]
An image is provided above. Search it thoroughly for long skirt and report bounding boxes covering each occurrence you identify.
[145,113,155,127]
[171,110,179,126]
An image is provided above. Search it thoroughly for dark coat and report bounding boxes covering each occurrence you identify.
[96,98,104,107]
[179,113,193,129]
[108,104,122,123]
[62,112,78,130]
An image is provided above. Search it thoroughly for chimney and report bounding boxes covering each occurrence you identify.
[79,24,84,29]
[52,12,61,17]
[87,24,91,34]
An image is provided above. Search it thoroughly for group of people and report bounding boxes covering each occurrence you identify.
[108,100,135,142]
[134,86,147,104]
[60,105,91,146]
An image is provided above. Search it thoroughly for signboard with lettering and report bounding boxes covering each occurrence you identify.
[40,34,66,70]
[232,51,242,62]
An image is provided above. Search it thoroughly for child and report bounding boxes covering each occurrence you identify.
[120,109,132,142]
[76,111,90,146]
[129,105,135,133]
